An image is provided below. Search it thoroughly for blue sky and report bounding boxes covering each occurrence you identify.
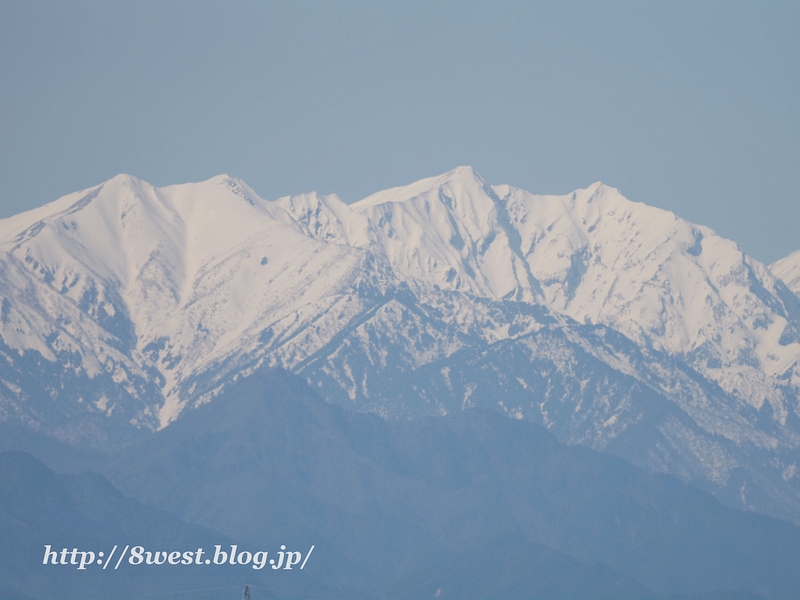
[1,1,798,262]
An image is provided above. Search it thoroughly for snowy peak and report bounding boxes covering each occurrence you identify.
[0,174,302,334]
[292,166,800,386]
[4,167,800,525]
[498,181,797,368]
[772,249,800,298]
[339,168,800,414]
[5,167,794,393]
[0,172,397,429]
[354,165,491,208]
[352,166,541,301]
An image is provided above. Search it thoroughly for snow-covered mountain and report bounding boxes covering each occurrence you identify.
[773,249,800,298]
[0,174,391,434]
[2,167,800,523]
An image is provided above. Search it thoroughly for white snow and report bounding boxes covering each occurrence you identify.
[772,249,800,297]
[1,165,799,450]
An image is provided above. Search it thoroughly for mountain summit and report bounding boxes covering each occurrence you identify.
[2,168,800,523]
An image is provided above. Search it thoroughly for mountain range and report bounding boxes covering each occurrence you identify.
[1,166,800,529]
[6,369,800,599]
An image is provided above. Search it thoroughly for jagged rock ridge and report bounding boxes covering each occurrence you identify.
[1,167,800,523]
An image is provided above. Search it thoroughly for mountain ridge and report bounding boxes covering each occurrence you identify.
[102,367,800,598]
[2,167,800,525]
[772,249,800,298]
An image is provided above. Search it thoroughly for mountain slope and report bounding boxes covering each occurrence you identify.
[2,168,800,525]
[772,249,800,298]
[104,368,800,598]
[350,168,800,410]
[279,167,800,520]
[0,451,258,600]
[0,174,391,433]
